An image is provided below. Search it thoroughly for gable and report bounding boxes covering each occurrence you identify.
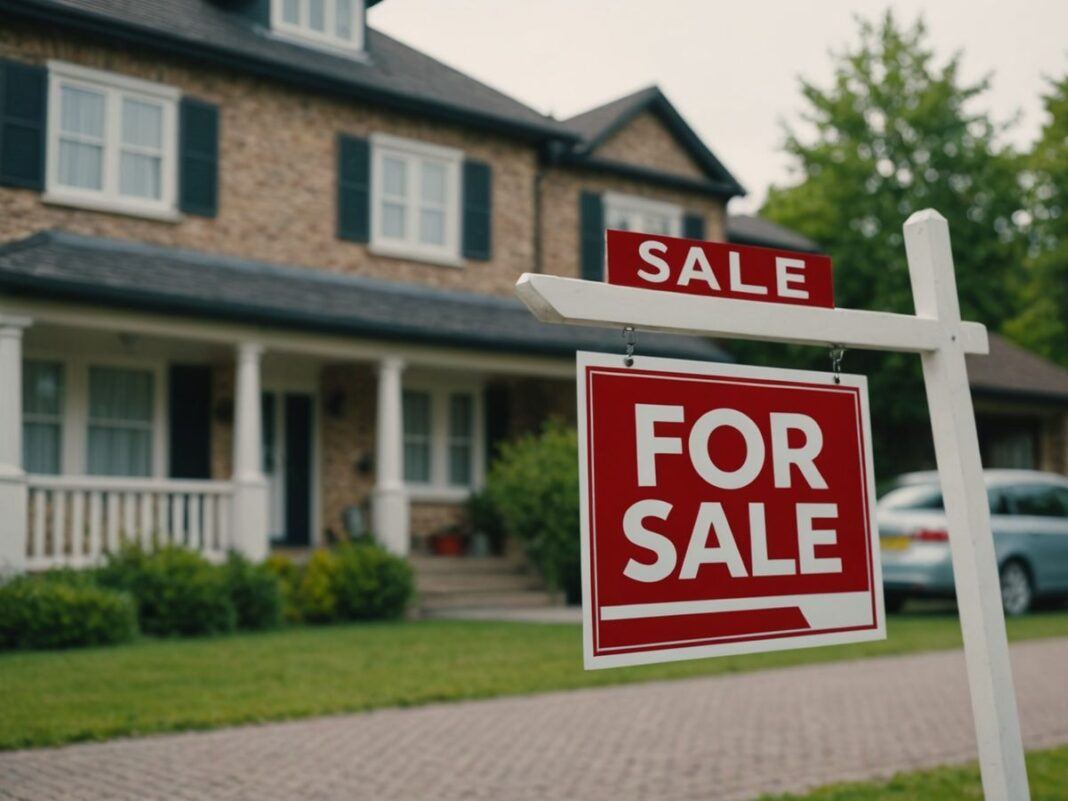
[591,110,709,182]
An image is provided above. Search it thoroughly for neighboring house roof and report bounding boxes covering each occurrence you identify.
[0,0,575,142]
[727,214,821,253]
[558,85,746,198]
[0,231,730,363]
[967,333,1068,404]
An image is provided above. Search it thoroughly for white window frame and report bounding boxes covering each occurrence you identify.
[45,61,180,221]
[270,0,365,54]
[402,374,484,501]
[22,351,168,479]
[370,133,463,267]
[603,191,683,236]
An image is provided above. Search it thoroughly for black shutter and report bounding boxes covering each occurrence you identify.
[168,365,213,479]
[337,134,370,242]
[0,59,47,190]
[462,160,492,261]
[579,191,604,281]
[179,98,219,217]
[236,0,270,27]
[683,212,706,240]
[283,394,313,546]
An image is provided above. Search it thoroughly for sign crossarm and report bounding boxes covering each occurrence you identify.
[516,273,988,355]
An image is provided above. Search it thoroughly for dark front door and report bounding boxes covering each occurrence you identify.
[168,364,213,479]
[283,393,313,546]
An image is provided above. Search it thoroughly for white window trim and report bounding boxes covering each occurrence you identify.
[370,132,464,268]
[402,374,484,502]
[603,191,683,236]
[23,350,168,479]
[270,0,365,54]
[44,60,180,222]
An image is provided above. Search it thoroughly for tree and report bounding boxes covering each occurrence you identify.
[746,12,1026,475]
[1004,75,1068,367]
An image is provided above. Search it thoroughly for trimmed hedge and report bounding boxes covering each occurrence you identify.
[0,577,137,650]
[224,553,283,630]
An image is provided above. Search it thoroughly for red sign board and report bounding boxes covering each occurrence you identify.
[604,229,835,308]
[577,352,884,669]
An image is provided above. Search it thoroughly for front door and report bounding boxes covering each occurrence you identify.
[262,391,313,546]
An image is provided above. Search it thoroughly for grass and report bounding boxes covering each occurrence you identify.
[1,608,1066,750]
[755,743,1068,800]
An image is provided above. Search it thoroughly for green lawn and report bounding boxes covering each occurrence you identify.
[756,743,1068,800]
[1,610,1067,750]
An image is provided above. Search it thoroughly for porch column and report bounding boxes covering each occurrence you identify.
[231,342,269,561]
[372,356,410,555]
[0,316,31,573]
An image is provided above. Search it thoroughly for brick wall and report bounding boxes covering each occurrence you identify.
[593,110,707,181]
[0,21,537,297]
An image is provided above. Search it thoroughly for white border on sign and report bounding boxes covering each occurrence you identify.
[576,351,886,670]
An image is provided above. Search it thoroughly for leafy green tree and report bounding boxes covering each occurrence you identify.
[743,11,1026,474]
[1004,75,1068,367]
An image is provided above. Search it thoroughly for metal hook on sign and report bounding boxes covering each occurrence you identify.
[623,326,637,367]
[829,344,846,384]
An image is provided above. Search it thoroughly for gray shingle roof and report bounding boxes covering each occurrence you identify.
[1,0,573,141]
[967,333,1068,403]
[0,230,730,362]
[727,215,821,253]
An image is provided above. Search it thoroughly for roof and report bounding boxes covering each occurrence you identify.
[558,86,746,198]
[0,0,574,142]
[727,215,821,253]
[0,231,730,363]
[967,333,1068,403]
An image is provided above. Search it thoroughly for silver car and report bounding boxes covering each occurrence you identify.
[878,469,1068,614]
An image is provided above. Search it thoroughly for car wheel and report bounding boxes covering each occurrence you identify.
[884,592,906,614]
[1000,560,1033,616]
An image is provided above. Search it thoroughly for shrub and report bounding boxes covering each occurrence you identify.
[96,544,235,637]
[333,543,413,620]
[0,575,137,650]
[264,553,303,623]
[295,549,341,623]
[485,419,581,601]
[224,552,283,630]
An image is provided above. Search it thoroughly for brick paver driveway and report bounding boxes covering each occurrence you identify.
[3,637,1067,801]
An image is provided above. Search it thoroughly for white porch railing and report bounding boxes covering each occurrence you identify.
[26,475,235,570]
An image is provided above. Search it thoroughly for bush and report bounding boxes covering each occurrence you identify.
[264,553,303,624]
[485,419,581,601]
[295,549,341,623]
[224,552,283,630]
[0,575,137,650]
[333,543,413,620]
[96,544,235,637]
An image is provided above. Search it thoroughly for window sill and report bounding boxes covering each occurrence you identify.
[370,241,464,269]
[406,485,474,503]
[266,28,368,61]
[43,192,182,223]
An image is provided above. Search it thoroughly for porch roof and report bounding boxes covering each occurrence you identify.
[0,230,730,362]
[967,333,1068,405]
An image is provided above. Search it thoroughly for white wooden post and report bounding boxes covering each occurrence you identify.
[0,316,31,573]
[231,342,269,561]
[372,356,410,555]
[904,210,1030,801]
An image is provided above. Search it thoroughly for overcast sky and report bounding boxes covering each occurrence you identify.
[369,0,1068,213]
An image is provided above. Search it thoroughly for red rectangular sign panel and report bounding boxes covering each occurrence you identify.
[577,352,884,669]
[604,229,835,308]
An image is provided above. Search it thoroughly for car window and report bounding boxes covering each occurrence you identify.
[1008,484,1068,518]
[880,484,943,510]
[988,488,1010,515]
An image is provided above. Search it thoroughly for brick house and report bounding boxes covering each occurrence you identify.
[5,2,1062,599]
[0,0,792,586]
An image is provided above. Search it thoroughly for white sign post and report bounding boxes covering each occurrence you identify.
[515,210,1029,801]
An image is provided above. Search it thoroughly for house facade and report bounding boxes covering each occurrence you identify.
[0,0,784,577]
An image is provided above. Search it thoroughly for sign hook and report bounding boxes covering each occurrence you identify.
[829,344,846,384]
[623,326,637,367]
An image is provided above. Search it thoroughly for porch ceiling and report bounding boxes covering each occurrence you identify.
[0,230,730,363]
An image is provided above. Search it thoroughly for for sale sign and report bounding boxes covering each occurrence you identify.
[577,351,884,669]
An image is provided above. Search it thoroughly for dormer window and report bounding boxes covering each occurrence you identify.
[272,0,364,52]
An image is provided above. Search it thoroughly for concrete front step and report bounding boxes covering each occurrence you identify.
[409,555,528,575]
[417,571,545,594]
[420,589,560,612]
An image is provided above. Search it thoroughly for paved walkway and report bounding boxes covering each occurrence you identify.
[3,638,1067,801]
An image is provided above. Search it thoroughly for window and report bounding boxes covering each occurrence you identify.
[46,62,178,218]
[87,366,155,477]
[447,393,474,486]
[272,0,364,52]
[403,390,432,483]
[604,192,682,236]
[371,134,462,265]
[22,360,64,475]
[1009,484,1068,518]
